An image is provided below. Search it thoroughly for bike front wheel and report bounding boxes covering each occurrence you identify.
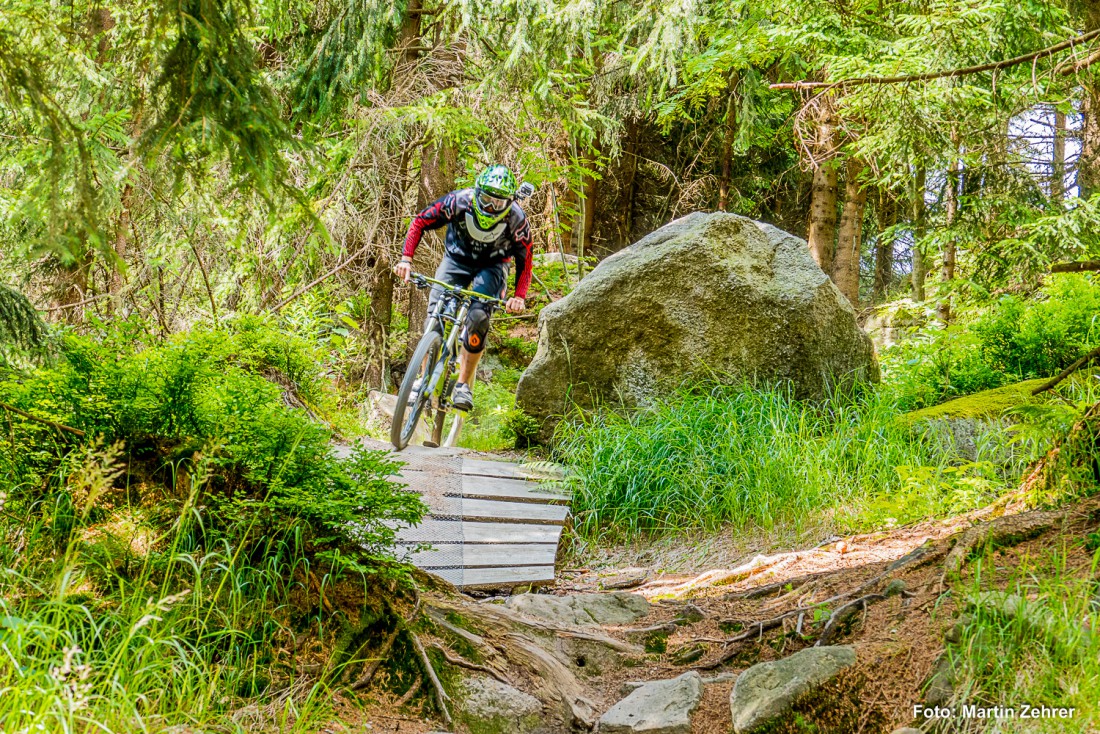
[391,329,444,450]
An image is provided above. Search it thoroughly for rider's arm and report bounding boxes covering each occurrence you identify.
[402,192,458,260]
[511,214,534,300]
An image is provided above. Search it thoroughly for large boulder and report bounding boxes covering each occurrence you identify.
[456,676,543,734]
[516,212,878,440]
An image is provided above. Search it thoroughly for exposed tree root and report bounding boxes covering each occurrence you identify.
[815,593,887,646]
[939,504,1081,587]
[429,642,512,685]
[643,551,808,598]
[410,625,452,728]
[395,674,423,707]
[349,595,422,691]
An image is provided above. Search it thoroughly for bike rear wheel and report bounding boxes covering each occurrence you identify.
[391,329,444,450]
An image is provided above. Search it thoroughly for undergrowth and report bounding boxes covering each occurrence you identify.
[944,547,1100,732]
[882,274,1100,410]
[0,318,425,731]
[555,383,1036,541]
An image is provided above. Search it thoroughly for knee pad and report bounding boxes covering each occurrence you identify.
[462,305,491,353]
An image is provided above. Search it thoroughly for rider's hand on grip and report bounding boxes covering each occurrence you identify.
[505,296,525,314]
[394,260,413,282]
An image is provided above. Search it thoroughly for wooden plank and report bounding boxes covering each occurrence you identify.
[393,519,561,544]
[395,471,570,503]
[457,475,570,504]
[429,565,556,588]
[461,458,529,479]
[403,494,568,523]
[405,543,558,569]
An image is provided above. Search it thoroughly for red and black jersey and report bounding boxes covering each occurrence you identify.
[403,188,534,299]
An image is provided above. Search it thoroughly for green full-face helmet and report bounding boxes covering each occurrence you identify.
[472,164,518,230]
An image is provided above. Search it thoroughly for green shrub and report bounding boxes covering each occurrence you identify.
[555,383,1031,540]
[882,274,1100,410]
[0,320,424,555]
[0,319,426,732]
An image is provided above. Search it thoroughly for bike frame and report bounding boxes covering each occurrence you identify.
[412,274,504,446]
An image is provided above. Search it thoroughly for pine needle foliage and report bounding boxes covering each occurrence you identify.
[292,0,407,118]
[0,284,49,365]
[143,0,294,199]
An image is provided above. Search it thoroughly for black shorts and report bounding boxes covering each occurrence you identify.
[427,255,509,313]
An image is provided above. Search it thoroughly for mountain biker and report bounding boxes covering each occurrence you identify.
[394,164,532,411]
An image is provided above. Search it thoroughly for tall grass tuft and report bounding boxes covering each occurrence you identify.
[943,548,1100,731]
[0,452,340,732]
[555,383,1032,540]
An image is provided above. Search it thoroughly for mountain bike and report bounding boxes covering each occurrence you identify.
[390,273,504,450]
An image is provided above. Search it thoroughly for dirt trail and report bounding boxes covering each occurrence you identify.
[347,494,1099,733]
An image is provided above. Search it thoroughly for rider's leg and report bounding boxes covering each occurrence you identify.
[452,264,507,410]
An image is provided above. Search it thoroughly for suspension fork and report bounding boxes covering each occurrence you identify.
[433,301,468,400]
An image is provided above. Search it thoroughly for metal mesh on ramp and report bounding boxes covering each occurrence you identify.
[390,445,465,568]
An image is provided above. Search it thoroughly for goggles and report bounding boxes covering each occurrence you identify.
[476,189,510,215]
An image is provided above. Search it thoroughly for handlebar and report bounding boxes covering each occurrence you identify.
[408,272,506,306]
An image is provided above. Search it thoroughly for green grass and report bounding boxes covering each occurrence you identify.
[0,454,351,732]
[555,383,1035,541]
[457,368,529,452]
[943,548,1100,732]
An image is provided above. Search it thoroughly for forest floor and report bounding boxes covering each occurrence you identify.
[348,480,1099,734]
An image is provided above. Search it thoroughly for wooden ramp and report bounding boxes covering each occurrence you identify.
[351,441,571,590]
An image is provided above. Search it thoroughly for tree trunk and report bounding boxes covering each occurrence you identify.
[872,189,896,303]
[364,256,395,389]
[718,73,739,212]
[619,119,640,248]
[833,158,867,307]
[405,142,457,364]
[579,143,599,271]
[806,110,840,273]
[1052,107,1066,202]
[1076,2,1100,192]
[940,154,959,323]
[911,167,927,302]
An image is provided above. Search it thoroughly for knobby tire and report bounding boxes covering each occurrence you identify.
[391,329,444,450]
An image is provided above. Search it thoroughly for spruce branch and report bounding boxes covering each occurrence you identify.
[772,28,1100,90]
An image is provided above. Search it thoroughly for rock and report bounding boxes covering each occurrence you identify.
[884,579,908,597]
[516,213,878,439]
[475,353,506,382]
[600,568,650,590]
[598,671,703,734]
[728,645,857,733]
[701,672,737,685]
[533,252,580,267]
[505,592,651,627]
[943,613,972,645]
[967,591,1091,652]
[362,390,431,444]
[457,676,542,733]
[922,653,955,707]
[862,299,929,351]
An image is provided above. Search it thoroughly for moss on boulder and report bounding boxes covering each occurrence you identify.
[901,379,1050,423]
